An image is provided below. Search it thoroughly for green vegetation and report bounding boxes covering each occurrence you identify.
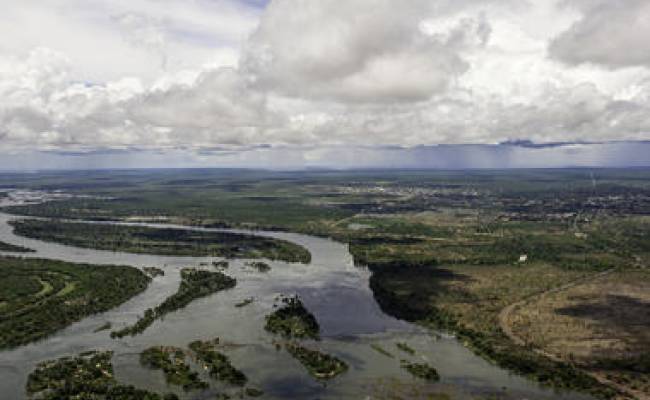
[111,268,236,338]
[235,297,254,308]
[285,343,348,380]
[246,261,271,273]
[0,240,34,253]
[4,168,650,397]
[0,256,149,349]
[94,322,112,333]
[594,354,650,395]
[401,361,440,381]
[395,342,415,355]
[245,387,264,397]
[506,269,650,395]
[370,343,394,358]
[189,339,247,386]
[26,350,178,400]
[143,267,165,277]
[264,295,320,339]
[11,219,311,263]
[368,262,619,399]
[140,346,208,391]
[138,340,264,394]
[0,169,352,230]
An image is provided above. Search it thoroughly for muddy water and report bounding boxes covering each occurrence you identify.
[0,198,593,399]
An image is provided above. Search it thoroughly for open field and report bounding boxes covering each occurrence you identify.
[505,269,650,397]
[507,269,650,361]
[3,168,650,231]
[366,261,618,398]
[0,256,150,349]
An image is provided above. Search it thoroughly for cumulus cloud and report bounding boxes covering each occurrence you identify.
[550,0,650,69]
[0,0,649,155]
[242,0,493,102]
[0,48,279,151]
[129,67,280,147]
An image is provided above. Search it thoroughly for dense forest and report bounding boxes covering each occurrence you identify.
[0,256,149,349]
[264,295,320,340]
[189,339,248,386]
[10,219,311,263]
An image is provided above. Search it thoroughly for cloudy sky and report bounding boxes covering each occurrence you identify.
[1,0,649,169]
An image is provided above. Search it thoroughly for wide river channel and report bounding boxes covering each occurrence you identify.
[0,194,593,400]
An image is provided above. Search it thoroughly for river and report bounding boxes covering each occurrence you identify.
[0,194,593,399]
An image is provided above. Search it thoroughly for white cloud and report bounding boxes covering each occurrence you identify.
[113,13,168,70]
[242,0,494,102]
[550,0,650,69]
[0,0,649,155]
[0,0,260,83]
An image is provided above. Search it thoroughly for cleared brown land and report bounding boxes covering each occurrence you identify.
[436,263,591,334]
[505,269,650,398]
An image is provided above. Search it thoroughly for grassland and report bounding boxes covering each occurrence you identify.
[3,168,650,398]
[10,219,311,263]
[343,218,636,399]
[0,169,353,230]
[505,269,650,397]
[0,256,149,349]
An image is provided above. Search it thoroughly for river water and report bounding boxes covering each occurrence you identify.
[0,195,593,400]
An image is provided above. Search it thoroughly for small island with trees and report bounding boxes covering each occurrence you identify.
[246,261,271,273]
[0,240,34,253]
[111,268,236,338]
[143,266,165,278]
[140,346,208,391]
[26,350,179,399]
[264,295,320,340]
[10,219,311,263]
[189,339,248,386]
[401,361,440,381]
[285,343,348,380]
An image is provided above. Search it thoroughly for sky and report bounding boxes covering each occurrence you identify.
[1,0,650,169]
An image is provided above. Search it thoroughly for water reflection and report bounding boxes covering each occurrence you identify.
[0,193,592,399]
